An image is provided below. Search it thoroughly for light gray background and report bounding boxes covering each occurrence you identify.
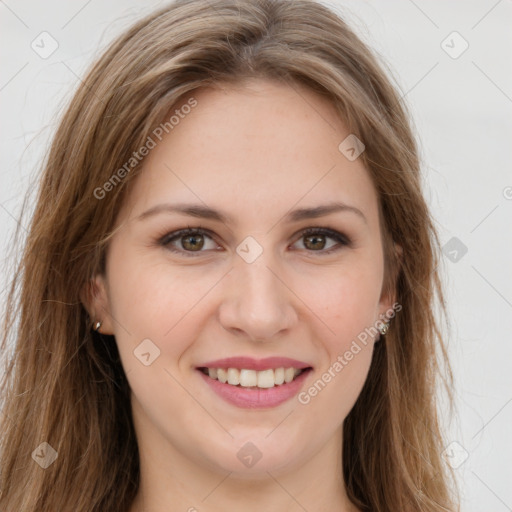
[1,1,511,510]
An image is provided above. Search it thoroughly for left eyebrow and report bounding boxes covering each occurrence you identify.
[135,201,367,225]
[285,202,367,224]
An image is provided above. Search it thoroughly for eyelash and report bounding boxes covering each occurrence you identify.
[157,225,352,257]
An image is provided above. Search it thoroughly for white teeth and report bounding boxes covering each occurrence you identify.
[227,368,240,385]
[284,367,295,383]
[239,369,257,387]
[204,366,307,388]
[217,368,228,383]
[274,367,285,385]
[257,369,275,388]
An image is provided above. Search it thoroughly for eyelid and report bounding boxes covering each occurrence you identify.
[157,225,352,257]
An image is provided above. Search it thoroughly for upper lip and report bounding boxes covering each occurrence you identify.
[197,356,312,371]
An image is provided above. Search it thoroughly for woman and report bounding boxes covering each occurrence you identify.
[0,0,458,510]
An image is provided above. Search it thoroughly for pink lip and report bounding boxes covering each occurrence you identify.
[197,356,312,371]
[198,368,312,409]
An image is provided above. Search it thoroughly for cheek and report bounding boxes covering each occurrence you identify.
[104,253,214,434]
[105,249,230,391]
[295,262,381,407]
[106,248,215,338]
[304,254,384,347]
[293,257,382,411]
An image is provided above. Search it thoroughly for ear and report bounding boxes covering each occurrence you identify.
[378,242,403,318]
[80,273,114,335]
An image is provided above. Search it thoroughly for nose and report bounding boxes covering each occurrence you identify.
[218,251,298,342]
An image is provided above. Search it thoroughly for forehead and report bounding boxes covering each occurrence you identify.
[119,79,379,229]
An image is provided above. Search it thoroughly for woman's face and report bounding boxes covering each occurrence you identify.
[91,79,395,478]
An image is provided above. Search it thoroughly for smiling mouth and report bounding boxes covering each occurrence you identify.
[198,367,312,389]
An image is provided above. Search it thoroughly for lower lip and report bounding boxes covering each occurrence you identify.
[198,369,311,409]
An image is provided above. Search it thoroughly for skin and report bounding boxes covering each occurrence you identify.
[87,78,397,512]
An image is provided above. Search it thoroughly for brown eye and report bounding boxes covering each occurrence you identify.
[159,228,218,256]
[303,233,327,250]
[181,233,205,251]
[293,227,351,254]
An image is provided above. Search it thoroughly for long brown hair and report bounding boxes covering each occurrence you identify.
[0,0,458,510]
